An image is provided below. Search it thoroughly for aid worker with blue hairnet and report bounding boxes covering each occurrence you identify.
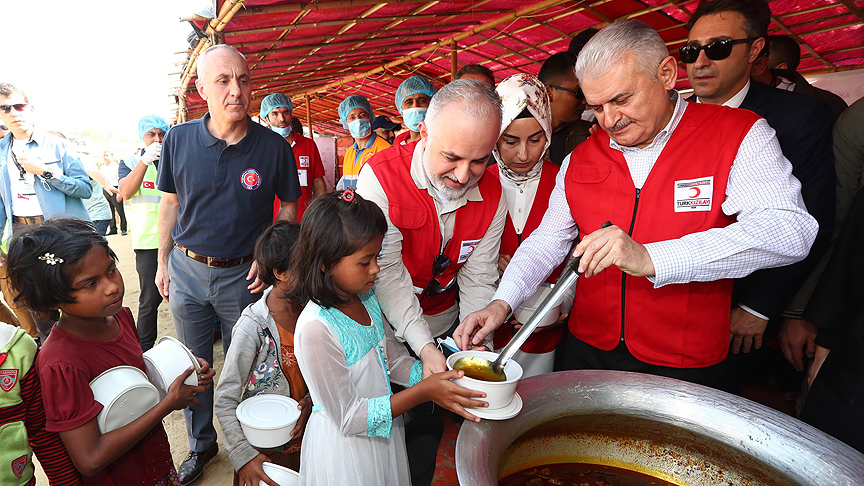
[260,93,328,221]
[117,114,169,351]
[393,76,437,146]
[337,94,390,190]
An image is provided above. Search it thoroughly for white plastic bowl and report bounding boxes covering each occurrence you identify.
[89,365,160,433]
[236,394,301,448]
[260,462,300,486]
[447,350,522,409]
[143,336,200,398]
[512,284,562,328]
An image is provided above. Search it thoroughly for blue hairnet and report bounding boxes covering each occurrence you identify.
[338,95,374,129]
[395,76,438,114]
[138,115,169,141]
[260,93,293,120]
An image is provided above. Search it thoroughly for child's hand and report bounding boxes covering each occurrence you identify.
[288,397,313,442]
[421,370,488,423]
[164,367,208,410]
[237,453,277,486]
[193,357,215,389]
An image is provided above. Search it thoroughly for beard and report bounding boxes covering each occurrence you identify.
[422,147,481,200]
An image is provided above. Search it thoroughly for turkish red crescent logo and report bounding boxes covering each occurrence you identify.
[142,181,156,189]
[0,369,18,391]
[689,187,701,198]
[241,168,262,190]
[11,454,27,478]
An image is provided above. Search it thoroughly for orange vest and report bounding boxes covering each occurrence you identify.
[563,101,759,367]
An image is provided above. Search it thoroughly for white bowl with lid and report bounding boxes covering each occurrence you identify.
[236,394,301,448]
[447,350,522,410]
[89,365,160,433]
[260,462,300,486]
[143,336,200,399]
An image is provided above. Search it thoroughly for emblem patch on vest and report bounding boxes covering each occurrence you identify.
[674,176,714,212]
[11,454,26,478]
[0,369,18,391]
[458,239,482,263]
[142,181,156,189]
[299,156,310,168]
[241,168,262,190]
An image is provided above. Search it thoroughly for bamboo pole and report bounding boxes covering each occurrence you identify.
[450,39,457,80]
[287,0,573,98]
[305,95,313,139]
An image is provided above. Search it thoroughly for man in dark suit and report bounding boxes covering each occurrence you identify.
[683,0,835,393]
[753,35,848,123]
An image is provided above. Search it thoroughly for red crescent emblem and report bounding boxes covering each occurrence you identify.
[689,187,701,198]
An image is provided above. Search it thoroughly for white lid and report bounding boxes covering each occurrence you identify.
[157,336,202,371]
[236,394,301,430]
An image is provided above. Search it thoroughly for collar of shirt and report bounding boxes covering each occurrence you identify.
[12,127,45,149]
[352,132,379,151]
[694,80,750,109]
[408,138,484,214]
[609,90,687,154]
[198,112,254,153]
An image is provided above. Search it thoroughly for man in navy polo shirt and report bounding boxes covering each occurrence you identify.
[155,44,300,485]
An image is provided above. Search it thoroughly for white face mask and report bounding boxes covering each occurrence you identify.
[348,118,372,139]
[270,124,292,137]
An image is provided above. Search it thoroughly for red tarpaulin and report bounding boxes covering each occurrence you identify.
[174,0,864,135]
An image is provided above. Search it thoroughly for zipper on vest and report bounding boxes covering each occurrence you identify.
[620,188,641,341]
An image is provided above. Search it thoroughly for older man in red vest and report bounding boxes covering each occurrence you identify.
[454,19,818,388]
[357,79,506,486]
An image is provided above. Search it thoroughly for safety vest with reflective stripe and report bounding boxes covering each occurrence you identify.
[122,156,161,250]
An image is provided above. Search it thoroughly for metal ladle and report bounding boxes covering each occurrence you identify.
[454,222,612,381]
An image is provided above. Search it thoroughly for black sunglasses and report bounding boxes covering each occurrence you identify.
[549,85,584,99]
[0,103,29,114]
[679,38,758,64]
[420,254,452,303]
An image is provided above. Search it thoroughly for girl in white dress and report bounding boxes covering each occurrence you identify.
[291,191,487,486]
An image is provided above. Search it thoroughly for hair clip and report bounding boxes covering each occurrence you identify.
[38,253,64,265]
[341,189,356,203]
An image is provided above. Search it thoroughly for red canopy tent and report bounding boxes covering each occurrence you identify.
[173,0,864,135]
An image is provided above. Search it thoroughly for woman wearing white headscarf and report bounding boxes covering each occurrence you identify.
[489,73,572,377]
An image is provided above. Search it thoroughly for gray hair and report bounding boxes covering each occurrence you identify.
[196,44,246,81]
[425,79,502,134]
[574,19,669,82]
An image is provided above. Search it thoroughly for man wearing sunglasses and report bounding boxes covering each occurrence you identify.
[685,0,835,394]
[357,79,506,486]
[0,83,93,341]
[456,19,817,389]
[538,51,592,166]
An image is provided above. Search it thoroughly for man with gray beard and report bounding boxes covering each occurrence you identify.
[356,79,506,486]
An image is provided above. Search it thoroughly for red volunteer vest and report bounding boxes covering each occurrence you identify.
[490,162,566,353]
[368,143,502,315]
[564,101,760,368]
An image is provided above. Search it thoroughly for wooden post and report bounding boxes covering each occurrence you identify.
[451,39,458,81]
[305,95,313,139]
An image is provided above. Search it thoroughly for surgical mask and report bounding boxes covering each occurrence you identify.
[348,118,371,138]
[402,107,427,132]
[270,124,292,137]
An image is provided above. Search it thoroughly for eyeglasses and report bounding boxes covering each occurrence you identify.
[679,38,758,64]
[419,254,452,303]
[549,85,584,99]
[0,103,29,114]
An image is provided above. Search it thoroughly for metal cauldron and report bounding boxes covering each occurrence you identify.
[456,370,864,485]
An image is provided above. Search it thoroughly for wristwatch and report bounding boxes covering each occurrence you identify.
[41,170,53,180]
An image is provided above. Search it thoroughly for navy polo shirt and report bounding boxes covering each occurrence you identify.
[157,114,301,258]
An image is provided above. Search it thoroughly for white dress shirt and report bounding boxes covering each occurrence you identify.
[493,90,818,313]
[357,141,507,354]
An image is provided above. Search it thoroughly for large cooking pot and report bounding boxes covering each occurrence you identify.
[456,370,864,485]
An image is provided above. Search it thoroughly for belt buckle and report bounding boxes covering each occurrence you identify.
[206,256,215,267]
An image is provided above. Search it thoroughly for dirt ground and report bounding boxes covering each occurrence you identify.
[35,233,235,485]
